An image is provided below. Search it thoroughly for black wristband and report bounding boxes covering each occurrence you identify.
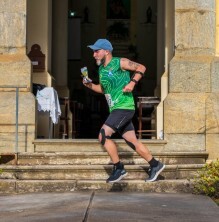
[131,79,138,84]
[134,71,144,76]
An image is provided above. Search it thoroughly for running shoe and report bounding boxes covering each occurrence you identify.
[145,161,165,182]
[106,165,128,183]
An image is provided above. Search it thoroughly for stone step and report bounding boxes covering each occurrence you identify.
[33,139,167,152]
[0,139,207,194]
[14,151,208,165]
[0,179,193,194]
[0,164,204,181]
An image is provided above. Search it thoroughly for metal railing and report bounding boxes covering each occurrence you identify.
[0,85,28,153]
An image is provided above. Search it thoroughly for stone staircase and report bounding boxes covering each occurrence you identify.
[0,139,208,194]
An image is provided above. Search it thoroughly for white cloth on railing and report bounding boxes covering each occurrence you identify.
[36,87,61,124]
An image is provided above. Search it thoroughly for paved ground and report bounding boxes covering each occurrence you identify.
[0,191,218,222]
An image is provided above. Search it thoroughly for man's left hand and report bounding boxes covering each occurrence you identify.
[123,82,135,92]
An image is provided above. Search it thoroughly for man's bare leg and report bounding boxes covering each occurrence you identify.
[122,130,153,162]
[98,124,127,183]
[98,124,119,163]
[122,130,165,182]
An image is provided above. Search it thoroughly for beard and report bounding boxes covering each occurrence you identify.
[96,57,105,66]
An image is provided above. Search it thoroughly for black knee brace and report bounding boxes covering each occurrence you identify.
[124,139,136,151]
[99,128,111,145]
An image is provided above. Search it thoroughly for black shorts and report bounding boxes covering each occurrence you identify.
[104,109,135,135]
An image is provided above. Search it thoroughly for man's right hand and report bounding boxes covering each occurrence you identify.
[83,78,92,89]
[82,76,92,84]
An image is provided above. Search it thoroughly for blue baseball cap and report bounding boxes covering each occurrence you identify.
[87,39,113,52]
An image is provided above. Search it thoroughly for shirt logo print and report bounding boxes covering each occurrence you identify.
[108,69,113,76]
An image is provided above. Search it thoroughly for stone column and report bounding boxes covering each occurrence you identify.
[206,0,219,160]
[27,0,53,86]
[156,0,175,139]
[27,0,54,139]
[164,1,219,160]
[52,0,73,138]
[52,0,68,95]
[0,0,36,152]
[156,0,165,90]
[216,0,219,56]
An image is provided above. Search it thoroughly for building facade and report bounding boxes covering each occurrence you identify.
[0,0,218,160]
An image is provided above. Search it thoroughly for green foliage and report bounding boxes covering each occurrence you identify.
[193,160,219,198]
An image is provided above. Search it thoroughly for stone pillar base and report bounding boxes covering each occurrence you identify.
[0,91,36,153]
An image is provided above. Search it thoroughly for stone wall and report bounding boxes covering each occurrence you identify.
[164,0,219,160]
[206,58,219,159]
[0,0,36,153]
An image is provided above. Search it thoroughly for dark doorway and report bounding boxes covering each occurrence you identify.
[67,0,159,138]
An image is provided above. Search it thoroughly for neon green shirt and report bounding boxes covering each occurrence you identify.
[99,57,135,112]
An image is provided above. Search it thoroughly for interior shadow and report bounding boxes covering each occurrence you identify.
[0,154,16,165]
[108,182,128,192]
